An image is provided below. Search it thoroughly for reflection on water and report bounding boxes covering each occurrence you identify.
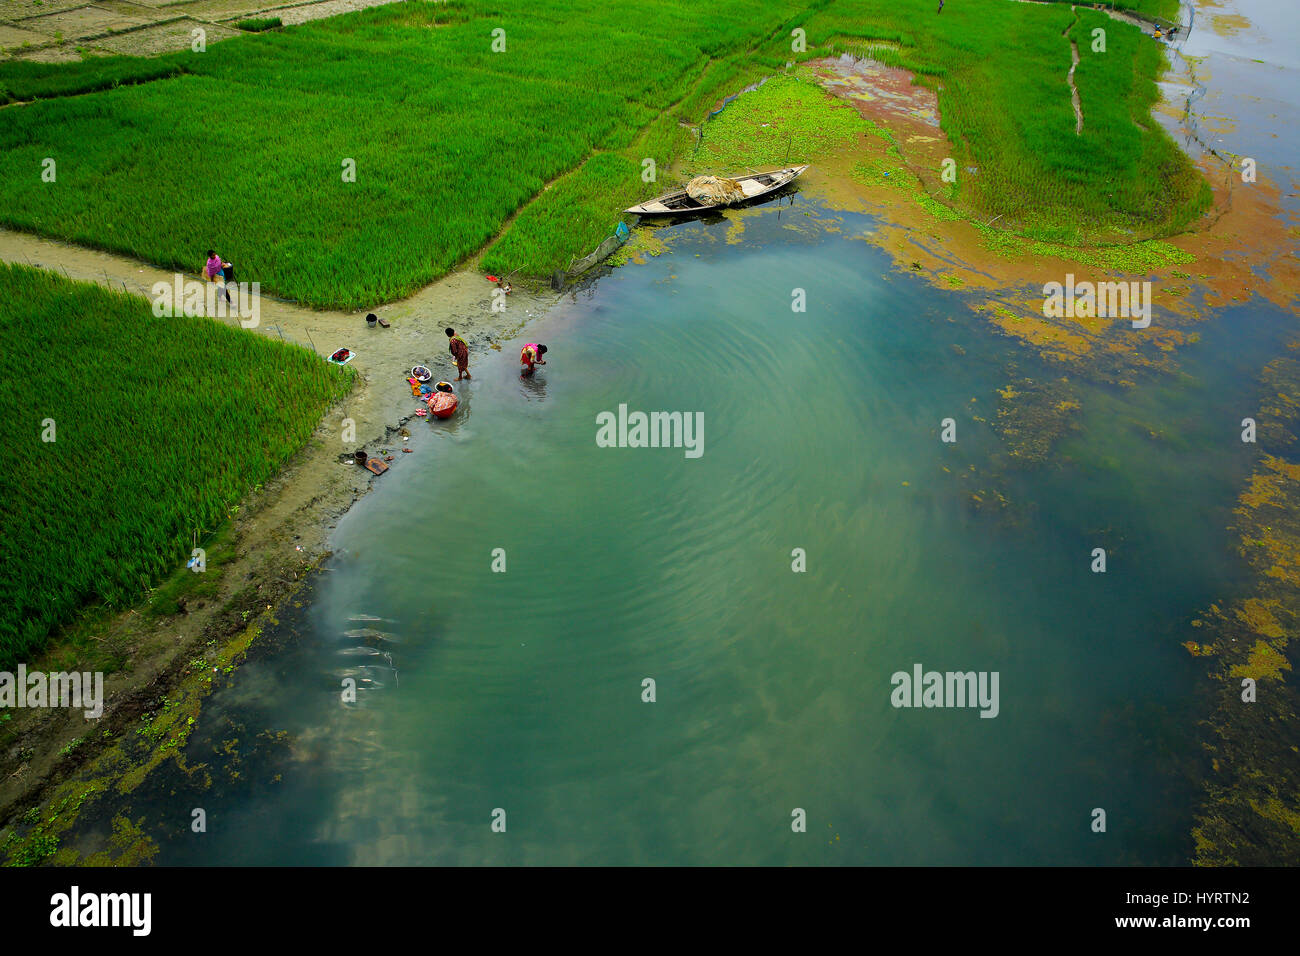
[517,368,549,402]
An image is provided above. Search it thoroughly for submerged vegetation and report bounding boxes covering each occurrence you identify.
[1190,355,1300,865]
[0,0,1207,306]
[0,264,353,668]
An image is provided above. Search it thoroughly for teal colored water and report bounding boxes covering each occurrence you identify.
[82,194,1291,865]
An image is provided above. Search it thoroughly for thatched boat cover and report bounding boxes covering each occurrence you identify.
[686,175,746,205]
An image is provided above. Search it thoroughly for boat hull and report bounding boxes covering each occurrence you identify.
[626,165,809,216]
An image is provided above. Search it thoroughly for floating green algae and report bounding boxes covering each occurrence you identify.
[1189,353,1300,866]
[974,224,1195,272]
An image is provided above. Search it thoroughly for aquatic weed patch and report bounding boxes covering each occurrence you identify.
[1188,356,1300,865]
[0,264,353,667]
[480,152,643,277]
[974,224,1195,272]
[693,74,867,171]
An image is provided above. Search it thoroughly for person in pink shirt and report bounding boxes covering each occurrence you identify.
[205,249,232,304]
[520,343,547,376]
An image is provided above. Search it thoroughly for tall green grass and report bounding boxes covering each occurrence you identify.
[1065,7,1211,235]
[0,58,186,105]
[0,264,353,668]
[235,17,283,32]
[0,0,807,305]
[481,152,643,275]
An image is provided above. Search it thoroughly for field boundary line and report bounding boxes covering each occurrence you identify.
[7,13,195,46]
[214,0,407,25]
[1065,10,1083,135]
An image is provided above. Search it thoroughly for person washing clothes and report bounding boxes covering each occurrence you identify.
[520,342,547,376]
[446,327,471,380]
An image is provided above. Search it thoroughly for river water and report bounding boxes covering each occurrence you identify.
[67,0,1298,866]
[100,206,1274,866]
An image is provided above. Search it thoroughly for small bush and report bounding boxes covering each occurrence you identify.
[236,17,283,32]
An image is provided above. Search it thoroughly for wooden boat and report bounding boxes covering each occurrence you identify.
[625,165,809,216]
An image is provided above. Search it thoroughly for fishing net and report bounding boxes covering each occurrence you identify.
[568,221,632,276]
[686,175,746,205]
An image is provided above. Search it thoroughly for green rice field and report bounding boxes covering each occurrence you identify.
[0,264,354,670]
[0,0,1207,308]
